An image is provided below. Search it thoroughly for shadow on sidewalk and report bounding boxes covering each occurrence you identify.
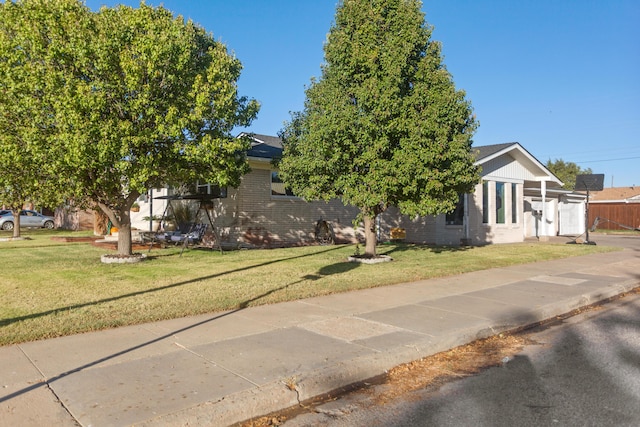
[0,246,363,404]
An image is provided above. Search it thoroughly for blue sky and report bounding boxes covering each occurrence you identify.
[85,0,640,188]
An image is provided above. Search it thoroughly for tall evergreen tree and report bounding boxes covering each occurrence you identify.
[279,0,479,256]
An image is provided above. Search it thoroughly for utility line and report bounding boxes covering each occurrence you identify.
[576,156,640,164]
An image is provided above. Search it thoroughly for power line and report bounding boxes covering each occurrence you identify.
[576,156,640,164]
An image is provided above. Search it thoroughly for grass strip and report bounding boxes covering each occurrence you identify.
[0,229,617,345]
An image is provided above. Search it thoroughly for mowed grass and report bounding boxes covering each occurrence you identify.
[0,229,618,345]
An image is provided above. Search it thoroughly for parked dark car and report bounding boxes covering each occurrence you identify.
[0,210,55,231]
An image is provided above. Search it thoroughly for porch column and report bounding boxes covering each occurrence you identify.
[540,180,547,238]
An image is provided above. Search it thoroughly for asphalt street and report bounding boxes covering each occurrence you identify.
[284,291,640,427]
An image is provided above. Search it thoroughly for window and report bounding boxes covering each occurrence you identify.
[482,181,489,224]
[511,183,518,223]
[496,182,505,224]
[196,182,227,198]
[446,194,464,225]
[271,172,295,197]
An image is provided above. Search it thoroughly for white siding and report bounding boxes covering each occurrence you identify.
[482,154,540,182]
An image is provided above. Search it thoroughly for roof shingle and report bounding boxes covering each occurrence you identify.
[589,187,640,201]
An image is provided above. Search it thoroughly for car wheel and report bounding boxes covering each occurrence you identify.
[2,221,14,231]
[43,220,54,230]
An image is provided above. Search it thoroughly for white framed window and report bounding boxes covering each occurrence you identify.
[511,183,518,224]
[446,194,465,225]
[196,182,227,198]
[482,181,489,224]
[496,182,505,224]
[271,171,296,197]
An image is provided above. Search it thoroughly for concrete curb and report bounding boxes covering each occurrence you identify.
[146,279,640,426]
[2,236,637,427]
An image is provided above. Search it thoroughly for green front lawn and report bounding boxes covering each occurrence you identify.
[0,229,617,345]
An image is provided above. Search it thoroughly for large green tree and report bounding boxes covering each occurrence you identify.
[546,159,592,190]
[60,4,258,255]
[1,1,259,254]
[278,0,479,257]
[0,0,88,237]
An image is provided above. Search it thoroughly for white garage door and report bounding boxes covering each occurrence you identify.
[559,201,584,236]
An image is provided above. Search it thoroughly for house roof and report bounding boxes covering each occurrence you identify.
[473,142,563,186]
[238,134,561,186]
[588,186,640,202]
[240,133,283,160]
[473,143,516,161]
[247,133,283,148]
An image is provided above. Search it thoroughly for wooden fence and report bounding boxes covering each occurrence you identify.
[588,202,640,231]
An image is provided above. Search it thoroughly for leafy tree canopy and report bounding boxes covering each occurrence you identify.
[278,0,479,256]
[0,0,259,253]
[0,0,88,236]
[546,159,592,191]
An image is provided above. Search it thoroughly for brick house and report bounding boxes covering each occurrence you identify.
[147,134,569,248]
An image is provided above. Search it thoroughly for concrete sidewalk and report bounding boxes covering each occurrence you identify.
[1,236,639,427]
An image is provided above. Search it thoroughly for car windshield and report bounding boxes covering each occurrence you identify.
[0,210,10,216]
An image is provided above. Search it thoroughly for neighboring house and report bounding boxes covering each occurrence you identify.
[56,189,172,234]
[55,207,95,231]
[183,135,579,248]
[587,186,640,231]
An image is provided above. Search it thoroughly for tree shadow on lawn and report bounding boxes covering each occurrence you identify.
[0,245,363,404]
[0,245,346,330]
[1,278,318,404]
[0,241,91,251]
[317,259,362,276]
[379,242,474,257]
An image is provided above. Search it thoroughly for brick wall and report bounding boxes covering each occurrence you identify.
[211,164,362,248]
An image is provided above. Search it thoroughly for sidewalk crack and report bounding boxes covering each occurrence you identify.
[173,342,261,387]
[16,345,81,426]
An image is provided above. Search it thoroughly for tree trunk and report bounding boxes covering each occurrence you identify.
[117,221,133,255]
[117,208,133,256]
[97,203,134,256]
[363,213,377,257]
[12,209,21,239]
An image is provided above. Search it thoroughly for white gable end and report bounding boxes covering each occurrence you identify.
[476,143,562,186]
[481,153,538,182]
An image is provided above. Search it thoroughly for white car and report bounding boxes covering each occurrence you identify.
[0,210,55,231]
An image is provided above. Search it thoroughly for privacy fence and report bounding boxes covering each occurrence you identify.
[589,202,640,231]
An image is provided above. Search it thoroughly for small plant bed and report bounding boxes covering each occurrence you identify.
[347,254,393,264]
[91,239,161,251]
[101,253,147,264]
[51,236,102,243]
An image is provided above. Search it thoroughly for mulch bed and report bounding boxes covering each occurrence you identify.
[51,236,102,243]
[91,240,162,251]
[50,236,161,250]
